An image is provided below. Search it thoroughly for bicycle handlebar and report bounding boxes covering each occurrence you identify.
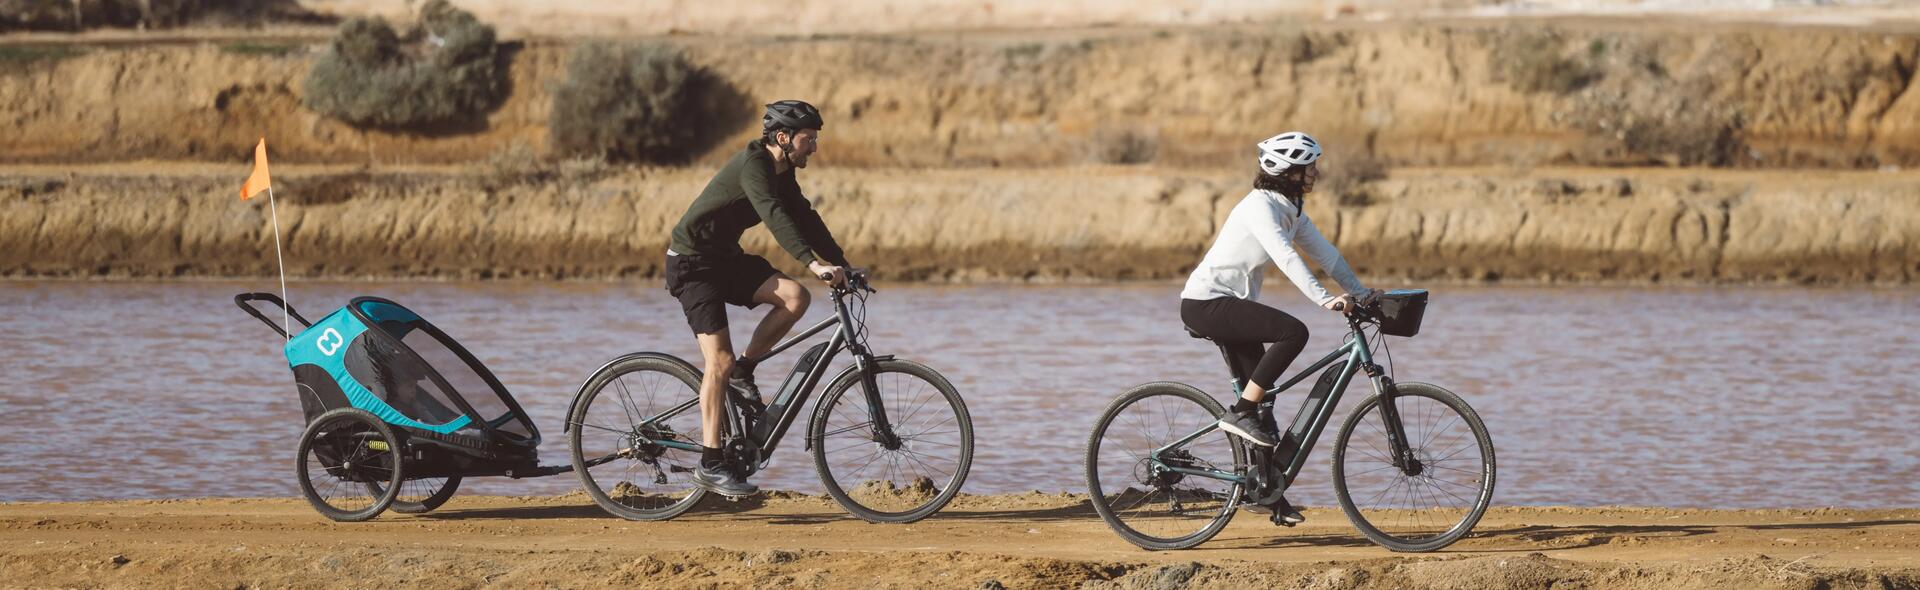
[817,269,876,294]
[1334,299,1379,322]
[1333,291,1386,317]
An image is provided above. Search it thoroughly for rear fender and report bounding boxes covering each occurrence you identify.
[563,352,700,433]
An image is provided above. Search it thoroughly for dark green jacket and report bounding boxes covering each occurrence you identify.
[668,139,848,267]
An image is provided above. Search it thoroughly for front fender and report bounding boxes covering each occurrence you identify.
[803,356,896,450]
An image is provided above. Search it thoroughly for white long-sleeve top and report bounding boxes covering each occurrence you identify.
[1180,189,1365,305]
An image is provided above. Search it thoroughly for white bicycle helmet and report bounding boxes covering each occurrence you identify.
[1257,131,1322,175]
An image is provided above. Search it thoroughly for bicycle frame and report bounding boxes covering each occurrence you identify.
[630,282,895,459]
[1150,317,1414,490]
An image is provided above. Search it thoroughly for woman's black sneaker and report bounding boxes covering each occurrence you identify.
[1257,404,1281,440]
[1217,410,1277,447]
[1243,496,1306,526]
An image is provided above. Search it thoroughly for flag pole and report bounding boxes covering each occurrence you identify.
[266,185,290,341]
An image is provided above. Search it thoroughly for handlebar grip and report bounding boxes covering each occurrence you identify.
[818,272,834,281]
[1332,301,1346,312]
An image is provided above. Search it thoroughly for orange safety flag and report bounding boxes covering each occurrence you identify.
[240,138,271,201]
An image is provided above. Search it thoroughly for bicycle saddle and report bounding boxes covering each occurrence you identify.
[1184,327,1213,340]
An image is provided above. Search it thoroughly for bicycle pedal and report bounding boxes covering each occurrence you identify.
[1269,512,1299,527]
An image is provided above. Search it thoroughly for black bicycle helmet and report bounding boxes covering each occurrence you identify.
[763,100,824,133]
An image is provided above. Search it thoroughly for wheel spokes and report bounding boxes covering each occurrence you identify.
[1092,391,1238,544]
[1341,393,1488,544]
[304,419,392,516]
[579,367,704,515]
[818,370,969,516]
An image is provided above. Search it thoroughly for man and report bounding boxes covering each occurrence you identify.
[664,100,851,497]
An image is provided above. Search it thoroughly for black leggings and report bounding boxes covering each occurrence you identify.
[1180,297,1310,391]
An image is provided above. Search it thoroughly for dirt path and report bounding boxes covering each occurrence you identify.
[3,493,1916,588]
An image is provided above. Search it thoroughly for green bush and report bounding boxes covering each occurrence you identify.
[549,43,719,163]
[1491,29,1599,95]
[1085,125,1159,165]
[0,44,85,69]
[0,0,75,31]
[476,141,543,188]
[472,142,613,190]
[302,0,503,130]
[1,0,323,32]
[219,41,302,57]
[1623,114,1746,167]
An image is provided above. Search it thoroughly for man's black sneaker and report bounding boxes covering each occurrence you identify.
[1217,410,1277,447]
[729,364,763,403]
[691,464,759,498]
[1270,496,1305,526]
[1271,508,1305,526]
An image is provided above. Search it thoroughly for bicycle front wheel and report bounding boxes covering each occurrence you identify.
[810,359,973,523]
[1085,382,1246,551]
[1332,382,1495,552]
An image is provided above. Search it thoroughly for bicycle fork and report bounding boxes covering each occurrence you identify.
[1369,371,1422,476]
[853,351,903,449]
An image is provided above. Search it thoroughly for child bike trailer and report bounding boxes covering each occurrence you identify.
[234,293,573,521]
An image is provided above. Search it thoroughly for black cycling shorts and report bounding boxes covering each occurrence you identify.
[664,252,782,334]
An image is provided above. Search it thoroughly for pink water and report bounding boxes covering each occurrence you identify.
[1,280,1915,508]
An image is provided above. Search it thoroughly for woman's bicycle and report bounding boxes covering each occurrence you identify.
[1085,290,1495,551]
[565,271,974,523]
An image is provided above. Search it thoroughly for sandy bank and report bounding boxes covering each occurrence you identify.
[4,20,1920,169]
[3,164,1915,284]
[2,493,1917,589]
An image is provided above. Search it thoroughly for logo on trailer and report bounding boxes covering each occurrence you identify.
[316,328,344,356]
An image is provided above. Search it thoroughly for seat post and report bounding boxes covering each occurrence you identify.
[1213,342,1251,396]
[1187,327,1252,396]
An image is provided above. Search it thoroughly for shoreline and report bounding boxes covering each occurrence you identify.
[7,165,1917,286]
[10,493,1920,512]
[7,274,1920,290]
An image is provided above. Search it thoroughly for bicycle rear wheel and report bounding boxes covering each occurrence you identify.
[1331,382,1495,552]
[1085,382,1246,551]
[567,355,708,521]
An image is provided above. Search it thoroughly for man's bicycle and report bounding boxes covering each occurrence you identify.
[565,271,974,523]
[1084,290,1495,551]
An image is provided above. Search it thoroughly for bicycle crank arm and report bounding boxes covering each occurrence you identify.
[1246,447,1288,505]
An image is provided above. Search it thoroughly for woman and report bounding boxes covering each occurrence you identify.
[1179,131,1380,523]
